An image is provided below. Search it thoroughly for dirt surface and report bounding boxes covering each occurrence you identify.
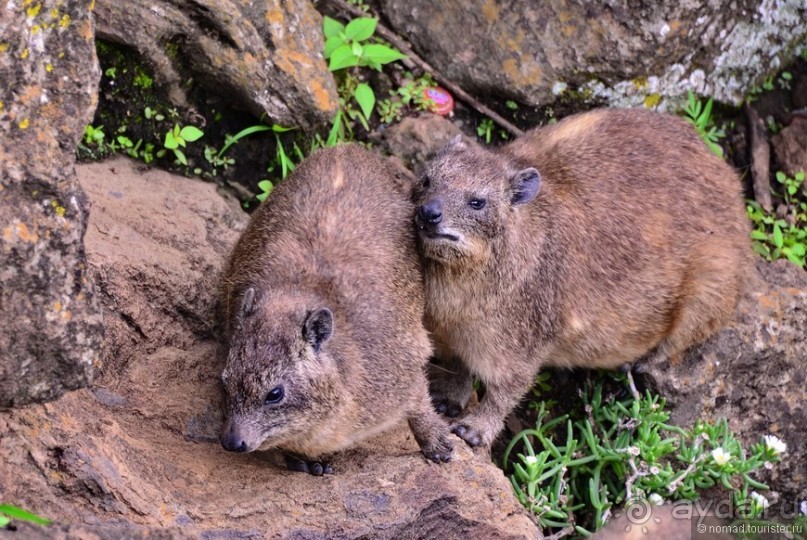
[0,157,537,539]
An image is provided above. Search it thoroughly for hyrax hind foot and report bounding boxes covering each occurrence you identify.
[408,409,454,463]
[428,356,473,418]
[284,454,334,476]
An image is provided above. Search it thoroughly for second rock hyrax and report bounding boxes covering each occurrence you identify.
[219,144,453,475]
[414,108,751,448]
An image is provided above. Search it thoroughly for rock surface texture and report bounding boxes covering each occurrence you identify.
[772,116,807,181]
[642,260,807,505]
[93,0,339,129]
[0,158,538,539]
[0,0,104,407]
[379,0,807,109]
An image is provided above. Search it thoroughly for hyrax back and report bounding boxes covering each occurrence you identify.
[414,108,751,448]
[219,144,452,474]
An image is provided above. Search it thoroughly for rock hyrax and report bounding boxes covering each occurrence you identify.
[414,108,751,448]
[220,144,453,475]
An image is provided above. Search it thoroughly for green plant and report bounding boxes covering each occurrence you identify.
[83,125,106,147]
[747,171,806,267]
[132,66,153,89]
[377,98,404,124]
[323,16,406,71]
[0,504,52,527]
[144,106,164,121]
[477,118,495,144]
[502,373,787,537]
[256,180,274,202]
[161,124,204,166]
[323,15,407,127]
[681,91,725,157]
[396,72,436,111]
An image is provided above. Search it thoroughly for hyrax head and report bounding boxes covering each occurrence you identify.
[414,136,541,265]
[220,287,338,454]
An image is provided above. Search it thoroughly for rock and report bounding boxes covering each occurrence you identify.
[0,521,194,540]
[771,116,807,179]
[0,0,104,407]
[381,113,462,174]
[378,1,807,109]
[94,0,339,129]
[793,73,807,109]
[640,260,807,504]
[0,157,538,539]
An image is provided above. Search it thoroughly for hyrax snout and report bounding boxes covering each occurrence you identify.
[415,108,751,448]
[219,144,453,475]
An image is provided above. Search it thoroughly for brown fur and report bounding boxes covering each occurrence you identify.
[219,144,453,470]
[414,108,752,447]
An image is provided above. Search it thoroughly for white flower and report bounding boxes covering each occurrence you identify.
[628,446,641,456]
[648,493,664,506]
[649,466,660,475]
[524,455,538,466]
[750,491,770,510]
[764,435,787,455]
[711,447,731,466]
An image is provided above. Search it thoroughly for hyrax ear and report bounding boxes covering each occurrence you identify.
[241,287,257,317]
[303,308,334,352]
[509,167,542,206]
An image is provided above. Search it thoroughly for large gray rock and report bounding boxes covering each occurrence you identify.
[379,1,807,109]
[0,0,104,407]
[93,0,339,129]
[0,157,538,539]
[642,260,807,504]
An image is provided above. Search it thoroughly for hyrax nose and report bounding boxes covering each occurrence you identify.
[419,199,443,224]
[221,431,248,453]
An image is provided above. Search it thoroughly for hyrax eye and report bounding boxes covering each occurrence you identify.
[469,198,487,210]
[264,386,285,404]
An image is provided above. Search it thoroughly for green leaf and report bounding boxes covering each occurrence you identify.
[173,148,187,166]
[179,125,203,142]
[329,44,360,71]
[354,83,375,120]
[256,180,273,202]
[344,17,377,41]
[164,131,178,149]
[326,109,344,147]
[749,230,768,241]
[0,505,52,525]
[776,171,786,183]
[360,44,406,67]
[322,16,345,39]
[323,35,343,59]
[0,515,9,527]
[217,125,273,157]
[351,40,363,58]
[791,242,806,257]
[773,223,784,249]
[705,140,724,158]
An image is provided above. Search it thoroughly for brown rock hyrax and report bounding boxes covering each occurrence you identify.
[414,108,751,448]
[219,144,453,475]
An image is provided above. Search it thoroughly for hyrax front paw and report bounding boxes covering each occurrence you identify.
[408,411,454,463]
[284,454,334,476]
[450,416,497,448]
[420,429,454,463]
